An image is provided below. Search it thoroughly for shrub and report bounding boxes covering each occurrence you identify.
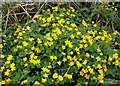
[0,4,120,85]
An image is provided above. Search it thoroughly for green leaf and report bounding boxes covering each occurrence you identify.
[27,76,35,84]
[69,66,77,73]
[13,73,21,82]
[77,77,85,85]
[23,69,30,75]
[106,66,115,77]
[19,51,26,57]
[52,60,57,68]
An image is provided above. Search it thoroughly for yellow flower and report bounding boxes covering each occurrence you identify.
[1,54,4,58]
[67,56,72,60]
[52,6,58,12]
[65,40,70,45]
[47,17,51,22]
[14,39,18,43]
[62,52,66,55]
[29,37,34,41]
[76,61,82,67]
[22,41,28,46]
[5,69,10,76]
[102,59,106,63]
[50,56,54,61]
[50,56,57,61]
[70,51,74,55]
[97,48,101,52]
[51,33,58,40]
[100,53,103,56]
[48,65,52,69]
[34,81,41,85]
[79,44,83,49]
[0,44,3,48]
[70,34,75,39]
[21,80,27,84]
[7,55,13,61]
[97,64,102,69]
[34,14,40,18]
[58,75,63,81]
[31,46,35,50]
[98,70,103,75]
[0,80,5,84]
[71,23,77,27]
[113,53,118,59]
[67,74,72,79]
[92,21,94,24]
[37,38,42,44]
[63,58,67,62]
[91,55,94,58]
[82,68,88,73]
[93,24,97,27]
[53,73,58,79]
[83,60,87,65]
[1,66,5,71]
[10,63,15,67]
[62,45,66,50]
[77,31,81,35]
[48,41,53,46]
[10,63,16,71]
[75,47,79,52]
[69,62,74,66]
[84,74,89,79]
[57,61,62,65]
[24,63,28,67]
[16,45,22,49]
[18,32,23,36]
[73,56,77,62]
[80,71,84,76]
[6,78,11,83]
[52,23,56,27]
[42,67,50,73]
[35,48,41,53]
[89,68,94,74]
[82,20,88,27]
[84,44,88,48]
[26,26,31,30]
[5,61,10,65]
[85,82,88,85]
[99,79,104,83]
[66,21,70,24]
[115,60,119,66]
[43,73,48,78]
[40,23,47,27]
[101,37,105,41]
[86,53,90,58]
[96,56,101,61]
[23,57,27,62]
[103,65,107,72]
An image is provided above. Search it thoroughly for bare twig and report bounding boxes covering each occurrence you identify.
[112,22,115,31]
[5,6,9,30]
[24,0,48,26]
[91,78,120,84]
[55,66,71,84]
[33,0,48,19]
[19,4,31,18]
[13,3,35,8]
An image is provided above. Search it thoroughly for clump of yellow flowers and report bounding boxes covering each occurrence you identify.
[0,4,120,86]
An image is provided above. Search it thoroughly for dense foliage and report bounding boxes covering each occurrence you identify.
[1,2,120,85]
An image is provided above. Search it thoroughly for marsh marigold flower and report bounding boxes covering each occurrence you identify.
[53,73,58,79]
[58,75,63,81]
[22,41,28,46]
[42,78,46,83]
